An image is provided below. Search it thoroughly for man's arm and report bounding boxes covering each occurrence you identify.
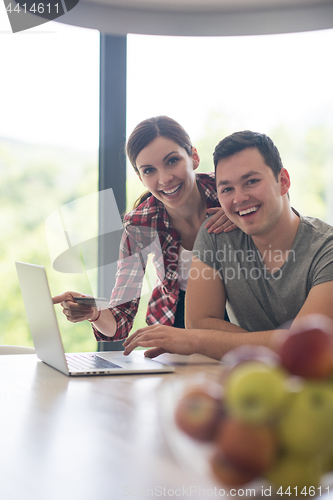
[185,257,333,359]
[185,257,278,359]
[123,260,333,361]
[293,281,333,322]
[185,257,244,333]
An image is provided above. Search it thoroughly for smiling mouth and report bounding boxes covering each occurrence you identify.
[237,205,260,217]
[161,184,182,196]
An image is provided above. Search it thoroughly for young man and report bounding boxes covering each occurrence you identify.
[123,131,333,360]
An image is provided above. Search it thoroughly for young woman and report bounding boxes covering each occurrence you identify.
[53,116,235,341]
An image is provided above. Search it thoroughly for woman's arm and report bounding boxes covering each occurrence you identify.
[52,226,148,340]
[52,291,118,337]
[205,207,238,234]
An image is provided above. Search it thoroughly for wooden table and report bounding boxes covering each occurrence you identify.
[0,352,224,500]
[2,353,333,500]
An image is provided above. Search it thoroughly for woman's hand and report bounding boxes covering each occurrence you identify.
[205,207,237,234]
[122,324,197,359]
[52,291,98,323]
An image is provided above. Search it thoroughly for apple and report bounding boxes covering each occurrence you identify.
[215,418,278,476]
[225,361,290,424]
[323,453,333,473]
[278,381,333,457]
[173,315,333,490]
[277,314,333,379]
[220,345,282,386]
[265,454,323,492]
[210,448,257,487]
[222,345,281,371]
[175,384,224,441]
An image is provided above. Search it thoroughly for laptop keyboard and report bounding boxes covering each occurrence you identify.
[66,353,122,372]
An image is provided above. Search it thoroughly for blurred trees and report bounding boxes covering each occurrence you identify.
[0,138,98,352]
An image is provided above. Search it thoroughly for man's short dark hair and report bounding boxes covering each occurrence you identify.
[213,131,283,180]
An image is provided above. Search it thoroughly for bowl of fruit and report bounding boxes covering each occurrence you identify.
[161,314,333,497]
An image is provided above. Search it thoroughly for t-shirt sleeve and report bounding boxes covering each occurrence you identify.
[193,217,218,269]
[310,236,333,288]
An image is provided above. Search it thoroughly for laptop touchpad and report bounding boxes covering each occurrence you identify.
[97,352,164,368]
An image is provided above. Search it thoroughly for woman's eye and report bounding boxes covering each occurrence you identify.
[167,156,179,165]
[143,167,155,175]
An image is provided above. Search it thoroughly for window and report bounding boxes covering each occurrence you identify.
[127,30,333,221]
[0,21,99,351]
[2,24,332,348]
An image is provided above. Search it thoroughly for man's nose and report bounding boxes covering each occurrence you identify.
[233,187,249,205]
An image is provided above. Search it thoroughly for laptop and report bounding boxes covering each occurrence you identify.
[15,261,175,376]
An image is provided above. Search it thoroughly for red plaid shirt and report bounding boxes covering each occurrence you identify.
[93,173,219,342]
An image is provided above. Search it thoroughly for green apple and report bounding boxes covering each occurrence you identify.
[225,361,290,424]
[323,453,333,473]
[265,454,323,492]
[278,381,333,457]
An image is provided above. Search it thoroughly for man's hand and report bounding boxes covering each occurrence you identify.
[205,207,237,234]
[122,324,198,358]
[52,291,98,323]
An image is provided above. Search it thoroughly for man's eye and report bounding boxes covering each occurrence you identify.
[220,187,232,195]
[247,178,259,185]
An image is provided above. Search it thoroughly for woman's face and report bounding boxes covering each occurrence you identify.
[135,136,200,210]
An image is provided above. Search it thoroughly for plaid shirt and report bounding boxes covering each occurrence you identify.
[93,173,219,342]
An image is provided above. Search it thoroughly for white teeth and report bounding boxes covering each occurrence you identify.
[239,206,259,216]
[162,184,181,195]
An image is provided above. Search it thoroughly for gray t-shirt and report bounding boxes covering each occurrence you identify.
[193,215,333,331]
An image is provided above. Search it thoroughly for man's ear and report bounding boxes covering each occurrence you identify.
[279,168,291,196]
[192,147,200,171]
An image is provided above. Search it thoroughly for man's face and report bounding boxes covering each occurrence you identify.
[216,147,288,237]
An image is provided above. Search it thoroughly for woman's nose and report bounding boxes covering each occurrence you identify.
[158,171,173,186]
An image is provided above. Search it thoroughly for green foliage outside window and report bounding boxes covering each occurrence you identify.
[0,138,98,352]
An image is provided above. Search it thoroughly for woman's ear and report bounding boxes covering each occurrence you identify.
[279,168,291,196]
[135,169,144,184]
[192,147,200,171]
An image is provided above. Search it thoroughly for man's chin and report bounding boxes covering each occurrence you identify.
[236,222,258,236]
[225,214,257,236]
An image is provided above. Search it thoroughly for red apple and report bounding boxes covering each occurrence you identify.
[210,448,257,486]
[174,383,224,441]
[215,418,278,476]
[277,314,333,379]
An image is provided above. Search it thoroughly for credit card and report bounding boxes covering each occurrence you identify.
[74,297,110,309]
